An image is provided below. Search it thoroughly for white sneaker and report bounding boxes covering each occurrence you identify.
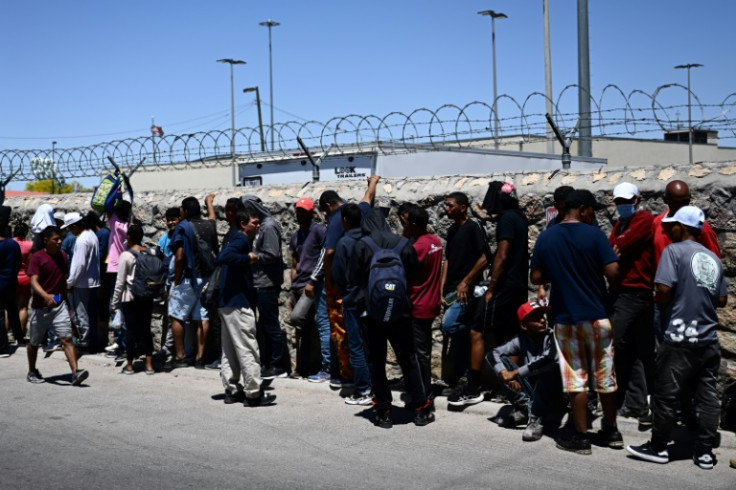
[104,342,119,353]
[345,392,373,406]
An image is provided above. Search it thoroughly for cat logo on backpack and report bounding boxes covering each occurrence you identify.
[384,283,396,291]
[361,236,409,323]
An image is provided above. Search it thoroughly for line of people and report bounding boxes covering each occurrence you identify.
[0,177,732,470]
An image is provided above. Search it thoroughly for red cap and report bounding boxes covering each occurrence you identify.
[295,197,314,211]
[516,300,551,323]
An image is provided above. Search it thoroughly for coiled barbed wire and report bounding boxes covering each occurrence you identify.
[2,84,735,181]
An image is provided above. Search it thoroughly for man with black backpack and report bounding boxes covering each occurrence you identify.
[348,209,433,428]
[169,197,218,369]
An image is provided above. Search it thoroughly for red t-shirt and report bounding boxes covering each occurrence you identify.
[410,233,443,319]
[608,210,654,290]
[27,249,68,309]
[652,211,720,266]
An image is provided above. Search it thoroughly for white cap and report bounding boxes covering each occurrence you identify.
[613,182,639,200]
[61,212,83,229]
[53,210,66,220]
[662,205,705,230]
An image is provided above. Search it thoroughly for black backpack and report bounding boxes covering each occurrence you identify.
[721,381,736,432]
[361,236,409,323]
[199,265,223,310]
[129,249,166,300]
[192,223,217,278]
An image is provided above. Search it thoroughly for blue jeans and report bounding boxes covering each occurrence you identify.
[256,287,285,369]
[500,356,563,418]
[343,308,371,393]
[314,283,337,376]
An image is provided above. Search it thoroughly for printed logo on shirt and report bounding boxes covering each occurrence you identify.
[690,251,719,292]
[429,244,442,255]
[668,318,699,344]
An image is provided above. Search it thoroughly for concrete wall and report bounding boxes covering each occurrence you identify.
[6,162,736,385]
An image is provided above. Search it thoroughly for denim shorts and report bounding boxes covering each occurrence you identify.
[29,301,73,345]
[168,278,209,322]
[441,300,472,336]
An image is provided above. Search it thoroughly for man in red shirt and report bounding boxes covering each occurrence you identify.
[402,204,443,405]
[608,183,655,424]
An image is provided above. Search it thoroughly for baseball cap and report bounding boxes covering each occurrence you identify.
[295,197,315,212]
[565,189,606,210]
[53,210,66,220]
[61,212,83,229]
[613,182,639,200]
[517,300,551,323]
[662,205,704,230]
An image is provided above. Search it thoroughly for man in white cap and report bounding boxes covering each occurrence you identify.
[627,206,727,470]
[608,183,655,426]
[63,212,100,351]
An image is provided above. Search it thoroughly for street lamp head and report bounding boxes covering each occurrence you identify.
[259,19,280,27]
[243,87,258,93]
[478,10,507,19]
[217,59,246,65]
[675,63,703,70]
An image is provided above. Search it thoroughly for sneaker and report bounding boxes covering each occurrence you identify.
[27,369,45,384]
[153,348,169,361]
[206,359,221,370]
[194,358,206,370]
[105,350,119,358]
[173,357,190,369]
[245,392,277,407]
[0,350,10,358]
[329,378,353,390]
[308,371,330,383]
[522,416,544,442]
[104,342,119,353]
[345,392,373,406]
[447,384,484,407]
[618,405,649,419]
[593,423,624,449]
[44,342,61,353]
[638,412,653,429]
[224,391,246,405]
[261,366,287,380]
[497,408,529,428]
[114,352,127,363]
[626,442,669,464]
[414,403,436,427]
[555,431,592,455]
[693,451,717,470]
[373,409,392,429]
[71,369,89,386]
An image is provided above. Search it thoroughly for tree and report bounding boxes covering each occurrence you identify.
[25,179,74,194]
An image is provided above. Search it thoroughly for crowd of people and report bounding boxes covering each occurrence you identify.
[0,176,733,469]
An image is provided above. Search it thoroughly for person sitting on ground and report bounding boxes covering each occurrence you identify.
[112,224,156,375]
[627,206,728,471]
[490,300,563,442]
[26,225,89,386]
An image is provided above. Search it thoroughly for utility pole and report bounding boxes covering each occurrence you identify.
[577,0,592,157]
[544,0,554,154]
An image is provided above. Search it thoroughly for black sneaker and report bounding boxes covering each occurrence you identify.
[194,358,206,370]
[173,357,190,369]
[497,408,529,428]
[27,369,45,384]
[626,442,668,464]
[637,412,653,430]
[693,451,717,470]
[414,404,436,427]
[373,409,392,429]
[617,405,649,419]
[555,431,592,455]
[447,384,484,407]
[261,366,287,380]
[71,369,89,386]
[224,391,246,404]
[593,423,624,449]
[245,392,277,407]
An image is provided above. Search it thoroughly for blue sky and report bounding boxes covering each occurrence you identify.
[1,1,734,158]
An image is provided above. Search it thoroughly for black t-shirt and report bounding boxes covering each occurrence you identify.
[190,218,219,254]
[494,208,529,290]
[444,219,490,295]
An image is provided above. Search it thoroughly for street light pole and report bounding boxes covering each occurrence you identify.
[675,63,703,165]
[217,58,246,186]
[259,19,280,152]
[51,140,57,194]
[543,0,554,154]
[244,87,266,152]
[478,10,507,149]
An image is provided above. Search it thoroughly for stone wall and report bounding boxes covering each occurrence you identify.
[6,162,736,385]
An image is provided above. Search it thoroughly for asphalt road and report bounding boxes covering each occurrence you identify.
[1,348,734,489]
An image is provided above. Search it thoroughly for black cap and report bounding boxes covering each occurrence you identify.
[0,206,11,221]
[565,190,605,210]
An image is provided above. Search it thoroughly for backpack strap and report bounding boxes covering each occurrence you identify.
[391,237,408,255]
[361,235,380,253]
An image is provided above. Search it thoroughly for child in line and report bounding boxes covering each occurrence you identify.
[490,299,563,441]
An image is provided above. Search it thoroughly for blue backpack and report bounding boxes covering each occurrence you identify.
[90,170,133,213]
[361,236,409,323]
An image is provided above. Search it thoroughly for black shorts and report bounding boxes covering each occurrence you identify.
[470,287,528,343]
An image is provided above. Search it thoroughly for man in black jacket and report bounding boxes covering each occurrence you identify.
[348,209,433,428]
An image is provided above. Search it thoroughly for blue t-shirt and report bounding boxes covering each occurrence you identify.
[324,201,371,251]
[170,219,197,282]
[62,233,76,268]
[530,222,618,324]
[96,227,110,262]
[0,239,21,293]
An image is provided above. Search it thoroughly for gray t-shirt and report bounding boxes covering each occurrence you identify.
[655,240,727,346]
